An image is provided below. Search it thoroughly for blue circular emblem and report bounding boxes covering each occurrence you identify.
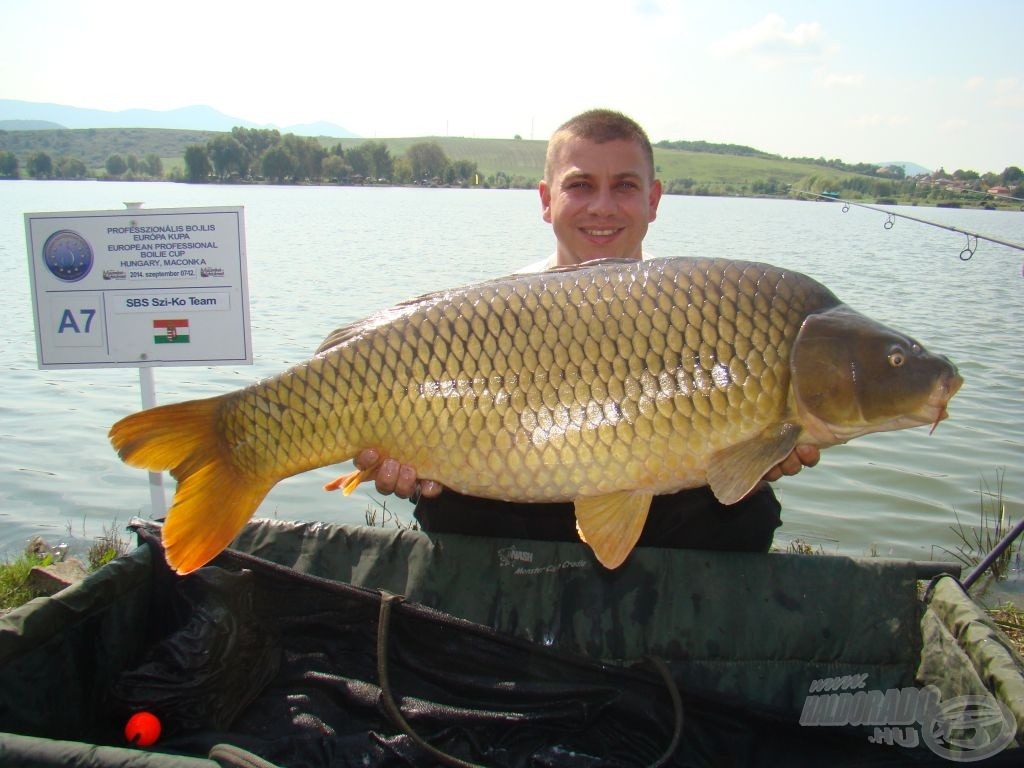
[42,229,93,282]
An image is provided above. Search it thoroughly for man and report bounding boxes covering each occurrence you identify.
[349,109,818,551]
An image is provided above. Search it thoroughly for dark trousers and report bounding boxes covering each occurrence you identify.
[414,485,782,553]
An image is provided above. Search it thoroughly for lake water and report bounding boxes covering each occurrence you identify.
[1,180,1022,572]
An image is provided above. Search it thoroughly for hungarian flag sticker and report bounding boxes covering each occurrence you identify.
[153,318,190,344]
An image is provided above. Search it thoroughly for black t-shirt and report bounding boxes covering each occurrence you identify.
[414,484,781,553]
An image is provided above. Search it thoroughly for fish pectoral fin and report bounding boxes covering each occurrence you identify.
[706,423,801,504]
[574,491,653,569]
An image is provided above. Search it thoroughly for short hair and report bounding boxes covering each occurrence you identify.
[544,109,655,182]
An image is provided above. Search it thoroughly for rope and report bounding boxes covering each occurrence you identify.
[375,591,487,768]
[375,591,685,767]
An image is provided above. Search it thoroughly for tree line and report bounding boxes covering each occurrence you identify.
[0,148,163,180]
[182,127,489,186]
[4,127,1019,204]
[0,126,530,188]
[660,165,1023,205]
[791,165,1024,206]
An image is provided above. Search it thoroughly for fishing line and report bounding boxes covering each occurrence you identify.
[795,191,1024,260]
[948,186,1024,209]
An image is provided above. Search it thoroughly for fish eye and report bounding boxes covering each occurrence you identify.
[888,347,906,368]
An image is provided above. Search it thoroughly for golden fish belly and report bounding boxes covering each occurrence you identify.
[220,258,840,501]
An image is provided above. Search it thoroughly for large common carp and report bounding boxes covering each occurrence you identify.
[110,257,962,574]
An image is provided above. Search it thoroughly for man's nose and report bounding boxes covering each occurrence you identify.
[587,185,616,216]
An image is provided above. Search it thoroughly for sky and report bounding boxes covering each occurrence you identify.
[2,0,1021,173]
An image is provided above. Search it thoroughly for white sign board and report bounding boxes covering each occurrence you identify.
[25,206,252,369]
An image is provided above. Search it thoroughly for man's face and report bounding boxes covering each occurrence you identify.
[539,136,662,266]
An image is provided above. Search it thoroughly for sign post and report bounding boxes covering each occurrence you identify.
[138,364,166,515]
[25,204,252,518]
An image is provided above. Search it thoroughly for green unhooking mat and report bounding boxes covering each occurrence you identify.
[1,519,1021,766]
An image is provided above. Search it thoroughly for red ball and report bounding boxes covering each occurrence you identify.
[124,711,161,746]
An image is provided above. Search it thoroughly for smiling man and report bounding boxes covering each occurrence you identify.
[534,110,663,268]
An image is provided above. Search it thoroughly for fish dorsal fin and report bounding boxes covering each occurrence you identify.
[315,260,642,355]
[542,257,641,274]
[315,322,363,354]
[574,491,653,569]
[706,423,801,504]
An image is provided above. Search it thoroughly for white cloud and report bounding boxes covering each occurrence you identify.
[855,114,910,128]
[822,72,865,88]
[992,77,1024,108]
[710,14,831,63]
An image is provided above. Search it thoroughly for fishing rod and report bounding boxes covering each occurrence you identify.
[962,517,1024,591]
[794,191,1024,260]
[978,189,1024,207]
[942,185,1024,208]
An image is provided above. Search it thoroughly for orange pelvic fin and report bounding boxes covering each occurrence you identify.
[323,457,382,496]
[109,397,273,575]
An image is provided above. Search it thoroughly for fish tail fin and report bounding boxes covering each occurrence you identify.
[109,397,273,575]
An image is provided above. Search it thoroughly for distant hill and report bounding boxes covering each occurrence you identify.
[0,127,222,168]
[879,161,931,176]
[0,119,64,130]
[286,121,359,139]
[0,99,357,138]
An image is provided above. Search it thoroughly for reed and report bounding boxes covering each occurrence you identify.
[943,468,1020,582]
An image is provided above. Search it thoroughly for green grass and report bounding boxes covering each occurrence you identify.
[86,521,132,570]
[364,499,419,531]
[0,551,50,612]
[942,468,1019,583]
[0,522,132,613]
[990,603,1024,656]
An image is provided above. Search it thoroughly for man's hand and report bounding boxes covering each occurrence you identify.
[353,449,443,500]
[762,444,820,482]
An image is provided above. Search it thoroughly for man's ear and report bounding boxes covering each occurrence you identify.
[648,179,663,223]
[539,180,553,223]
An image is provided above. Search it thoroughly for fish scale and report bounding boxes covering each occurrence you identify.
[110,257,962,573]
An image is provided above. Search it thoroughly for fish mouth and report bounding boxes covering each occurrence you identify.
[927,371,964,435]
[821,369,965,443]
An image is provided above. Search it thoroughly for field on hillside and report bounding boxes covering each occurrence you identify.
[340,136,547,179]
[337,135,865,191]
[0,127,217,170]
